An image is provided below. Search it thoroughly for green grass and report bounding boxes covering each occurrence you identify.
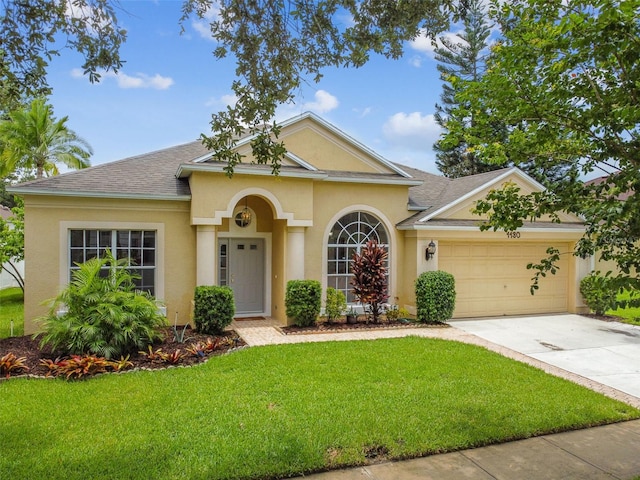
[1,337,638,480]
[0,287,24,338]
[607,290,640,326]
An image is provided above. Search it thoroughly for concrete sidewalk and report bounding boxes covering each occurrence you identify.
[299,420,640,480]
[231,317,640,479]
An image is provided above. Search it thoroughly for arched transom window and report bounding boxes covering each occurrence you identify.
[327,211,389,303]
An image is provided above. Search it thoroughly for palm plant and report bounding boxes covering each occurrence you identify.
[0,98,92,179]
[36,250,166,359]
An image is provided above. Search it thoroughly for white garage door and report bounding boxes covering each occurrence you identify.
[438,242,569,318]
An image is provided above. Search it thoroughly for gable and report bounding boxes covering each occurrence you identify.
[435,171,582,223]
[275,114,401,175]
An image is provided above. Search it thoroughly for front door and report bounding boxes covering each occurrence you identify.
[224,238,265,314]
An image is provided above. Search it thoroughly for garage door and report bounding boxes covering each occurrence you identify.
[438,242,569,318]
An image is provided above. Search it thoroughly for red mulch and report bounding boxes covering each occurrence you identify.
[281,318,445,335]
[0,326,245,378]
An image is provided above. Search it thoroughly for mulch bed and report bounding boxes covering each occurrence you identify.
[280,318,446,335]
[0,326,245,378]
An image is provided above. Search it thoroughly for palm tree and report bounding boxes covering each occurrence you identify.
[0,98,92,179]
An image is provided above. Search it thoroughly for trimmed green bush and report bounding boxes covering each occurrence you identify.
[415,270,456,323]
[285,280,321,326]
[193,286,235,334]
[580,272,617,316]
[36,251,166,359]
[324,287,346,323]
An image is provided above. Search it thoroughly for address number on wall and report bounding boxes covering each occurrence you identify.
[506,231,521,239]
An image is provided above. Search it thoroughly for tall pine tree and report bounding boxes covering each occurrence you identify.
[433,0,498,178]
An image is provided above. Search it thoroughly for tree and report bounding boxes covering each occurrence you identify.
[446,0,640,292]
[0,98,92,179]
[0,0,126,117]
[433,0,499,177]
[180,0,462,175]
[4,1,464,175]
[0,202,24,292]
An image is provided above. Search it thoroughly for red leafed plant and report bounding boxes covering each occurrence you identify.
[350,240,389,323]
[39,354,133,379]
[1,353,30,378]
[40,355,113,379]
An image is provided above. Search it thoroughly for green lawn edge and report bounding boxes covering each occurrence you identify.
[1,336,638,480]
[0,287,24,338]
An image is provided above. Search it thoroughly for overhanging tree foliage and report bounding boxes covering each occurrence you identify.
[180,0,463,175]
[3,1,463,176]
[445,0,640,292]
[0,0,126,117]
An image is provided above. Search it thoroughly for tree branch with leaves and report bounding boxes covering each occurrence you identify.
[0,203,24,292]
[448,0,640,291]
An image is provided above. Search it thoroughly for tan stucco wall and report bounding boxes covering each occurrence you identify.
[406,228,586,317]
[189,172,314,224]
[22,195,195,335]
[306,181,411,306]
[278,118,397,174]
[444,174,581,223]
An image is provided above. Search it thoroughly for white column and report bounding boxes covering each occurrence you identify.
[286,227,305,280]
[196,225,216,285]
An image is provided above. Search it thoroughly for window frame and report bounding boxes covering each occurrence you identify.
[326,211,390,304]
[60,221,165,301]
[69,229,157,295]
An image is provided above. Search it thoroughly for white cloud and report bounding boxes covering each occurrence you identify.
[382,112,442,150]
[301,90,339,113]
[353,107,372,118]
[410,30,466,58]
[71,68,174,90]
[220,94,239,107]
[190,2,221,40]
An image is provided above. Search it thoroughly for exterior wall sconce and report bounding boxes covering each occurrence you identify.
[425,240,437,261]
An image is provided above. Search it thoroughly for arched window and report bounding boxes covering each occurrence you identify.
[327,211,389,303]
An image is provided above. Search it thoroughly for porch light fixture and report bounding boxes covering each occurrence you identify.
[235,197,252,227]
[425,240,437,261]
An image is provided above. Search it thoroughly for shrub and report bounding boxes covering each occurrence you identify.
[39,354,132,380]
[285,280,321,326]
[580,272,618,316]
[325,287,346,323]
[36,251,167,359]
[351,240,389,323]
[0,353,29,378]
[193,286,235,335]
[415,271,456,323]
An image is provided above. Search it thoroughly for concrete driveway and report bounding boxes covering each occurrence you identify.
[451,314,640,399]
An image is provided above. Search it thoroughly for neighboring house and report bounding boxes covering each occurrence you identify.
[10,113,590,335]
[0,205,24,290]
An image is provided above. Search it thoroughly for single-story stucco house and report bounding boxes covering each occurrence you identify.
[10,112,591,335]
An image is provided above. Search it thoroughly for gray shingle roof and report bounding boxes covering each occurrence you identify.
[9,141,208,199]
[396,164,513,213]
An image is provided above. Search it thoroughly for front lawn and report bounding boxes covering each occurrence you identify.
[1,337,637,480]
[0,287,24,338]
[608,290,640,326]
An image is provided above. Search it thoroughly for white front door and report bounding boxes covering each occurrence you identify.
[225,238,265,314]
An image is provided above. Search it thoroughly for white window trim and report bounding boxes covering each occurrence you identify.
[322,206,396,306]
[59,221,165,301]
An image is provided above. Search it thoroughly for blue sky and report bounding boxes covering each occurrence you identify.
[48,1,461,174]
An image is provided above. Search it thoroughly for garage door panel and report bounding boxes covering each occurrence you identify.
[439,242,569,318]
